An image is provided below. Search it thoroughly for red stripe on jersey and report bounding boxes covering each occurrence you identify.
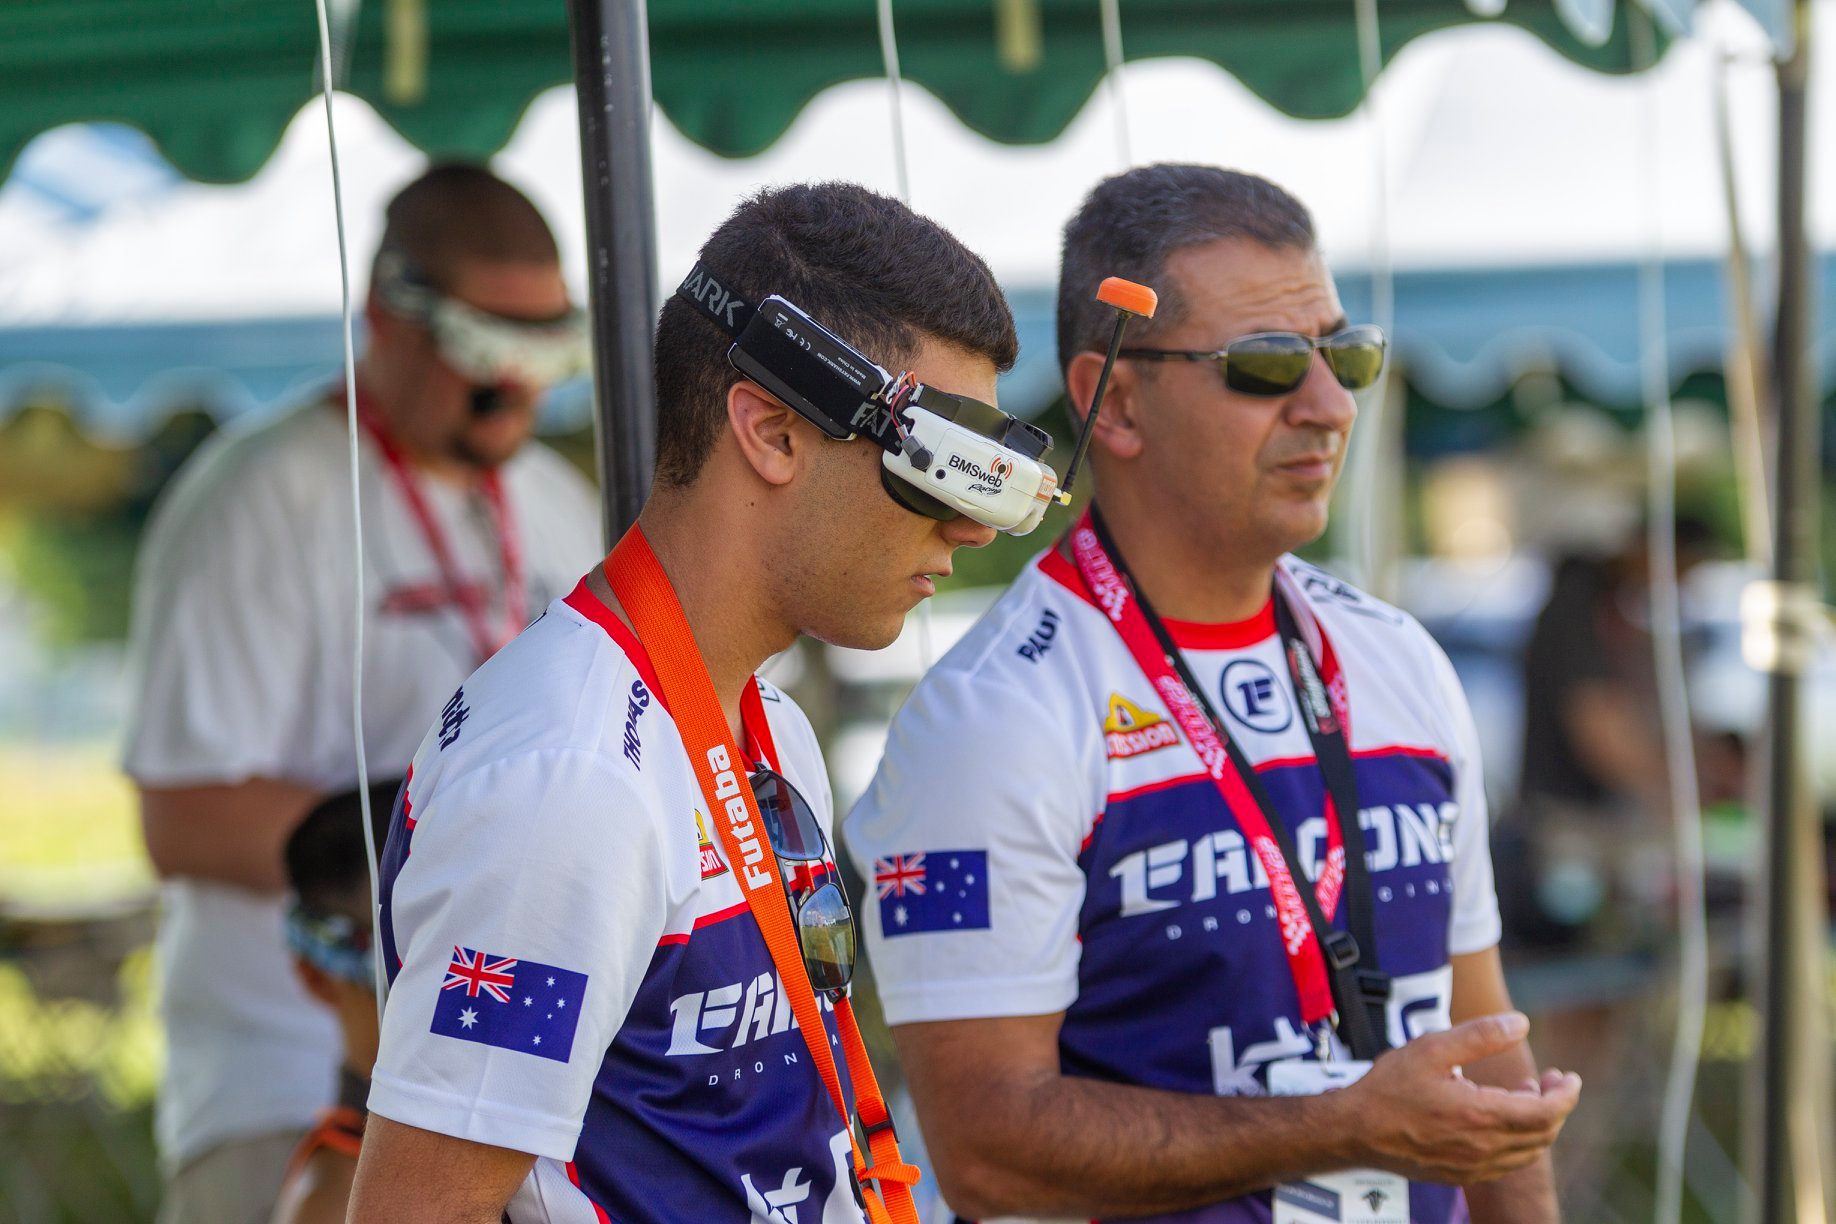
[401,764,416,832]
[1253,744,1450,773]
[1107,772,1210,807]
[656,898,751,946]
[564,1160,613,1224]
[1103,746,1446,806]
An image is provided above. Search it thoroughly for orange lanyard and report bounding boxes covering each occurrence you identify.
[606,526,920,1224]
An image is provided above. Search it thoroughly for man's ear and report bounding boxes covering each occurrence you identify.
[726,380,803,488]
[1064,350,1145,462]
[293,957,339,1009]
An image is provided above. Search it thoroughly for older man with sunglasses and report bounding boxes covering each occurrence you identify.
[847,164,1580,1223]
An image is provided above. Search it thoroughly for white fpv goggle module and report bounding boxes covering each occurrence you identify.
[677,262,1061,535]
[376,249,592,391]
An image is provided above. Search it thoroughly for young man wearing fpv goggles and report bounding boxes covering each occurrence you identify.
[849,164,1582,1224]
[350,182,1038,1224]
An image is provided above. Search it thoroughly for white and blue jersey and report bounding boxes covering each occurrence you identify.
[371,577,866,1224]
[845,551,1501,1224]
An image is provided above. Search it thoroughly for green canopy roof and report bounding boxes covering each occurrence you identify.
[3,0,1655,184]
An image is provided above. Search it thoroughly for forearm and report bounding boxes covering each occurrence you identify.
[920,1066,1361,1219]
[1461,1043,1561,1223]
[137,778,319,893]
[347,1115,533,1222]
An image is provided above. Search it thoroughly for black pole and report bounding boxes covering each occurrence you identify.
[1752,1,1828,1219]
[567,0,659,544]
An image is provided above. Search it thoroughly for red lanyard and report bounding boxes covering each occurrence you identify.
[1068,510,1352,1029]
[350,387,526,665]
[605,527,920,1224]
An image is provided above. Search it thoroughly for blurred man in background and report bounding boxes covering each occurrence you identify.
[122,162,601,1223]
[1505,515,1730,947]
[269,780,398,1224]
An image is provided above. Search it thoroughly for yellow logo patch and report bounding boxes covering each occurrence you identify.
[694,809,727,880]
[1103,693,1180,758]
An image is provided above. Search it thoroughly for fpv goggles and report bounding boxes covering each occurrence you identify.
[375,249,592,389]
[676,262,1060,535]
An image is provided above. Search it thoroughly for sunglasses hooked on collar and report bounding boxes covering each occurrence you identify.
[748,766,856,999]
[1120,324,1387,398]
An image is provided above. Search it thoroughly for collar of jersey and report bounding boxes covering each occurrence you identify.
[563,572,783,771]
[564,574,664,700]
[1037,550,1277,650]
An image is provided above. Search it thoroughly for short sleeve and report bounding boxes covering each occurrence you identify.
[368,749,667,1160]
[843,662,1100,1027]
[121,446,322,786]
[1425,637,1502,955]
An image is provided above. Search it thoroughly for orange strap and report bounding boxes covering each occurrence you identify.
[608,526,920,1224]
[284,1106,365,1182]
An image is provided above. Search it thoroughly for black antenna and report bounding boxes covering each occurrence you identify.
[1057,277,1158,504]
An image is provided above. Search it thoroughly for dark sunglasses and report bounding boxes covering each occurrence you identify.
[749,768,856,997]
[1120,324,1387,398]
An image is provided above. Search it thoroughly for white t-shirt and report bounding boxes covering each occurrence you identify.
[370,582,867,1224]
[121,395,600,1169]
[845,550,1502,1224]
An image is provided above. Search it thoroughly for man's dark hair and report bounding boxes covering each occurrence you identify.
[652,181,1019,488]
[284,780,401,915]
[371,162,559,294]
[1056,164,1316,372]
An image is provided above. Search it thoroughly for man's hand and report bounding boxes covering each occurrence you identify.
[1335,1012,1581,1185]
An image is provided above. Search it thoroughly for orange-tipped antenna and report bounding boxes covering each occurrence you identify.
[1057,277,1157,504]
[1097,277,1159,319]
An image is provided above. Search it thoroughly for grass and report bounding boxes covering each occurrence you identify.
[0,742,154,912]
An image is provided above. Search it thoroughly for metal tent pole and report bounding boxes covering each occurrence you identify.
[1751,0,1831,1218]
[567,0,659,544]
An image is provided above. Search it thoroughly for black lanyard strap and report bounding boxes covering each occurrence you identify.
[1087,512,1391,1059]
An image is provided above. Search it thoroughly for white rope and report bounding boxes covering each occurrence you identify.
[1344,0,1395,597]
[1630,11,1708,1222]
[873,0,942,675]
[312,0,387,1018]
[1711,45,1774,567]
[1099,0,1133,168]
[875,0,912,205]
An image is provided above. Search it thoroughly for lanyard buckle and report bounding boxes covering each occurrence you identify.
[1321,929,1362,972]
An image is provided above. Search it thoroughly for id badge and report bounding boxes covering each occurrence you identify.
[1267,1061,1408,1224]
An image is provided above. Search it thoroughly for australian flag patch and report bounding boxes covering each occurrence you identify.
[873,850,990,937]
[430,946,587,1063]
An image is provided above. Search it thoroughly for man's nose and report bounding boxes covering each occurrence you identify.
[942,515,998,550]
[1283,351,1359,432]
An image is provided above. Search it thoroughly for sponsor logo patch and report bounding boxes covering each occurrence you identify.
[1103,692,1180,759]
[694,809,728,880]
[1016,607,1061,662]
[438,688,469,750]
[622,679,650,767]
[1221,658,1292,733]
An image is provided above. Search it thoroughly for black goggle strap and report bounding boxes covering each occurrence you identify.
[676,262,909,452]
[677,261,759,339]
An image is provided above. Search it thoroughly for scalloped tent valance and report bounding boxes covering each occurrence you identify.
[0,0,1711,186]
